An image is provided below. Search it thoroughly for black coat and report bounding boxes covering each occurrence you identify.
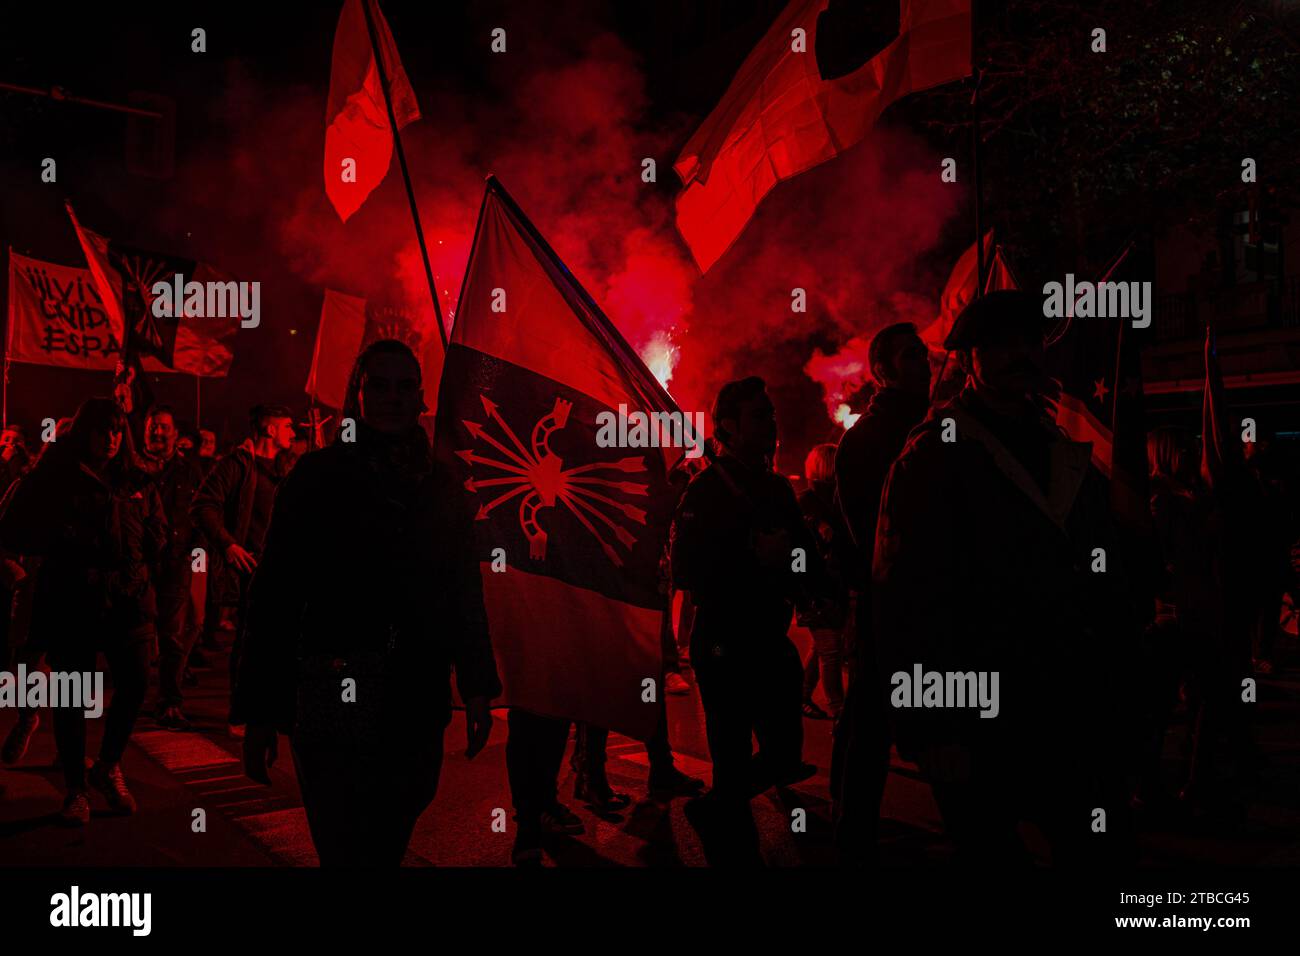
[872,388,1134,763]
[669,452,822,648]
[0,457,166,642]
[235,425,502,734]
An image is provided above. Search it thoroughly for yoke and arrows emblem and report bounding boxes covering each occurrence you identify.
[458,394,651,567]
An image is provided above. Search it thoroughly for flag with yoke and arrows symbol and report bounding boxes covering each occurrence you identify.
[434,177,684,740]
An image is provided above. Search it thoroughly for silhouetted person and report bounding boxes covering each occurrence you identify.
[1139,426,1212,814]
[0,399,164,825]
[191,403,295,735]
[138,404,204,731]
[830,321,930,862]
[797,444,854,721]
[238,340,500,866]
[671,376,818,865]
[874,291,1136,865]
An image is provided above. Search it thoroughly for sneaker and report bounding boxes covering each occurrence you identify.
[540,802,584,835]
[573,772,632,812]
[60,790,91,827]
[156,705,192,732]
[648,766,706,798]
[88,761,137,815]
[2,711,40,764]
[511,830,544,867]
[664,672,691,695]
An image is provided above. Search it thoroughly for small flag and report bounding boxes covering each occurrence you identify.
[433,178,682,739]
[1045,242,1149,529]
[921,230,1018,349]
[674,0,972,272]
[65,205,236,377]
[324,0,420,222]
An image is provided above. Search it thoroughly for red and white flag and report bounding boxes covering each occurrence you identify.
[324,0,420,222]
[921,230,1018,349]
[675,0,972,272]
[433,178,682,739]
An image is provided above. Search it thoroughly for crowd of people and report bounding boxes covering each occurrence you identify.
[0,289,1291,866]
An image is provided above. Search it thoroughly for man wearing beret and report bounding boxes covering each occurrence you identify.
[872,290,1136,865]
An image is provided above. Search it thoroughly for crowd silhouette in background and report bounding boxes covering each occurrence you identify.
[0,291,1290,866]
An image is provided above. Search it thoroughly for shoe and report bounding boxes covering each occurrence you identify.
[540,802,584,835]
[2,711,40,764]
[228,723,246,739]
[511,830,544,866]
[648,766,706,798]
[574,772,632,812]
[60,791,91,827]
[664,672,691,695]
[751,760,817,796]
[87,761,137,815]
[156,705,192,732]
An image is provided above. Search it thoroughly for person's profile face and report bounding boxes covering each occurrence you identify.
[269,418,296,451]
[359,352,424,435]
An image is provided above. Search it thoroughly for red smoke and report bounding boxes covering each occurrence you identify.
[160,24,962,469]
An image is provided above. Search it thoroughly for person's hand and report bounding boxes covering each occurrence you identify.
[464,696,492,759]
[243,724,279,785]
[225,543,258,574]
[917,743,972,785]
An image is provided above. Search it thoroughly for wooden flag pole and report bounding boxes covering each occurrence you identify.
[358,0,449,351]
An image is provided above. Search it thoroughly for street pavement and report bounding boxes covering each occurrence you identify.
[2,625,1297,867]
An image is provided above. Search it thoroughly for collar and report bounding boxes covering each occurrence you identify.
[949,391,1092,531]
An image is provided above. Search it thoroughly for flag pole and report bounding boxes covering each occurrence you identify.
[970,7,985,298]
[358,0,448,352]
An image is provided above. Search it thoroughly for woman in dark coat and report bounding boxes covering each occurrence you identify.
[0,398,164,825]
[239,339,501,866]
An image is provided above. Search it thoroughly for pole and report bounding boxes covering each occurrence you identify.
[358,0,448,351]
[970,2,985,298]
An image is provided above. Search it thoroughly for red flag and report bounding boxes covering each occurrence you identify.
[306,289,443,410]
[66,204,236,377]
[920,230,1017,349]
[434,178,681,739]
[324,0,420,222]
[674,0,971,272]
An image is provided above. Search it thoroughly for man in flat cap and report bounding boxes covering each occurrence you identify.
[873,290,1136,865]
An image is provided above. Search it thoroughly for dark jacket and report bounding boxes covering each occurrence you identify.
[834,387,930,592]
[872,387,1133,762]
[796,481,854,628]
[670,452,822,647]
[141,451,203,564]
[234,423,502,734]
[0,457,166,641]
[190,443,284,555]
